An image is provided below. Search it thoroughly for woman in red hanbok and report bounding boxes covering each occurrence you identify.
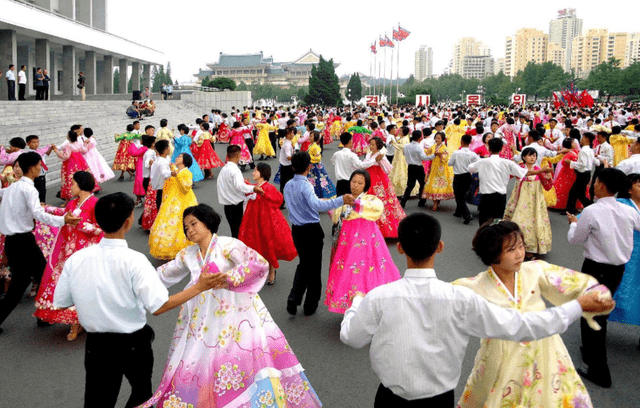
[34,171,103,341]
[112,125,136,180]
[550,138,590,210]
[194,123,224,178]
[228,122,253,167]
[498,118,517,159]
[128,136,149,206]
[348,121,371,157]
[53,130,98,200]
[365,137,405,238]
[238,163,297,285]
[217,114,231,143]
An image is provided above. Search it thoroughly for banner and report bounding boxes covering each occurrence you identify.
[511,94,526,104]
[466,94,482,105]
[415,94,431,107]
[365,95,380,106]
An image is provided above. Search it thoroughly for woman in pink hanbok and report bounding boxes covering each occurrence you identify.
[348,121,371,156]
[82,128,115,185]
[228,122,253,167]
[54,130,99,200]
[498,118,517,159]
[128,136,149,206]
[326,170,401,313]
[34,171,103,341]
[141,204,322,408]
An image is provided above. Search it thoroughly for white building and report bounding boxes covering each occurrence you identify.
[626,32,640,66]
[451,37,490,75]
[414,45,433,81]
[461,55,494,79]
[494,58,505,75]
[549,8,583,72]
[0,0,163,100]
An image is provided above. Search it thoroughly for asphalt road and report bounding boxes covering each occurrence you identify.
[1,141,639,407]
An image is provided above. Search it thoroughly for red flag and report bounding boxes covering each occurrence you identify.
[392,29,401,41]
[379,37,386,47]
[398,26,411,40]
[371,43,377,54]
[385,35,395,48]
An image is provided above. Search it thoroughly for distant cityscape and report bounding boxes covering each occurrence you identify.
[415,9,640,81]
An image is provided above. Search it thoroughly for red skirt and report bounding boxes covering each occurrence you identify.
[196,142,224,169]
[60,152,99,200]
[112,140,135,171]
[141,184,158,231]
[367,166,406,238]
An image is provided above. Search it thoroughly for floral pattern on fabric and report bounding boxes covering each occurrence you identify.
[366,164,405,238]
[422,144,454,201]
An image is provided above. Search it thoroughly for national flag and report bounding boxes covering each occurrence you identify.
[385,35,395,48]
[398,26,411,40]
[371,43,377,54]
[379,37,386,47]
[392,29,402,41]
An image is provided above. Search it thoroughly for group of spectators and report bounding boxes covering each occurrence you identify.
[2,64,50,101]
[126,99,156,119]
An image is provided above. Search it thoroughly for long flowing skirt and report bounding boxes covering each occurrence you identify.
[325,218,401,313]
[254,133,276,157]
[307,163,336,198]
[389,150,418,197]
[609,231,640,326]
[173,145,205,182]
[196,142,224,170]
[323,127,333,145]
[140,291,322,408]
[112,139,135,171]
[84,149,115,184]
[352,133,368,157]
[273,165,282,185]
[149,191,198,260]
[230,135,253,166]
[465,173,482,206]
[217,124,231,143]
[367,166,405,238]
[422,161,454,201]
[504,181,552,254]
[141,185,158,231]
[60,152,99,200]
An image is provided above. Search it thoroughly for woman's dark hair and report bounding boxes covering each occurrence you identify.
[155,139,170,155]
[142,135,156,148]
[312,131,321,143]
[180,153,193,169]
[521,147,537,159]
[434,131,446,142]
[618,173,640,199]
[83,128,94,138]
[68,130,78,143]
[349,169,371,193]
[95,192,134,233]
[454,117,461,126]
[398,213,442,262]
[9,137,26,149]
[183,204,221,235]
[370,136,384,151]
[256,162,271,181]
[482,132,493,144]
[562,138,574,149]
[160,119,168,127]
[73,171,95,192]
[472,220,524,266]
[569,128,581,141]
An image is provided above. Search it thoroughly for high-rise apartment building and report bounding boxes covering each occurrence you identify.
[452,37,490,75]
[461,55,494,79]
[571,29,628,77]
[504,29,548,77]
[494,58,505,75]
[414,46,433,81]
[627,33,640,66]
[548,9,583,72]
[547,42,566,68]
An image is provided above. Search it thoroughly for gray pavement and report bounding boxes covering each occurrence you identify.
[1,141,639,407]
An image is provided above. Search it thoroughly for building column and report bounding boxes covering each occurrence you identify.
[96,59,104,95]
[17,45,33,98]
[50,50,57,97]
[62,45,76,96]
[143,63,151,92]
[102,55,113,94]
[118,58,127,94]
[131,61,140,92]
[85,51,96,95]
[0,30,17,100]
[35,39,50,85]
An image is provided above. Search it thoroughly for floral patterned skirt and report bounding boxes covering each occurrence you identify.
[112,140,135,171]
[230,135,253,166]
[351,133,368,157]
[422,162,454,201]
[60,152,99,200]
[367,166,405,238]
[307,163,336,198]
[141,184,158,231]
[504,181,552,254]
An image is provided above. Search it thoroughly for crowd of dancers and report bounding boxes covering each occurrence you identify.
[0,101,638,408]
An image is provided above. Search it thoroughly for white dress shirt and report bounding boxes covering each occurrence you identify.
[568,196,640,265]
[17,70,26,84]
[468,155,528,194]
[340,268,583,400]
[449,147,479,175]
[279,139,294,166]
[594,142,614,166]
[217,162,254,205]
[404,141,434,166]
[53,238,170,333]
[5,69,15,81]
[143,149,156,179]
[617,154,640,175]
[150,155,172,190]
[513,142,556,167]
[570,146,595,173]
[385,133,397,156]
[331,147,377,181]
[0,178,65,235]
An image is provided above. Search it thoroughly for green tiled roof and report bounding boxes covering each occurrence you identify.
[215,54,265,67]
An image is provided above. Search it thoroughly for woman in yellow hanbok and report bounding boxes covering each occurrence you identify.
[422,132,454,210]
[610,131,636,166]
[149,153,198,260]
[253,120,277,159]
[453,221,612,408]
[388,129,418,197]
[445,117,467,151]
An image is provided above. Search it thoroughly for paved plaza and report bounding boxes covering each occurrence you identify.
[1,141,639,407]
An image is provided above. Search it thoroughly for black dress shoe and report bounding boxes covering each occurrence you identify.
[463,217,474,225]
[453,213,462,218]
[577,365,612,388]
[303,305,318,316]
[286,300,297,316]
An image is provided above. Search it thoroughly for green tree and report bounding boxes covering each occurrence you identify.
[208,77,237,91]
[165,61,173,86]
[305,55,340,106]
[113,68,119,94]
[346,73,363,104]
[236,81,248,91]
[583,58,623,101]
[201,75,210,87]
[622,61,640,96]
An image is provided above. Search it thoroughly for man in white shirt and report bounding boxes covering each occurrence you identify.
[616,137,640,175]
[512,130,561,167]
[54,192,223,408]
[150,139,172,210]
[217,145,263,238]
[567,168,640,388]
[385,124,398,163]
[401,130,435,208]
[331,132,381,196]
[5,64,16,100]
[591,131,615,197]
[469,138,552,226]
[449,134,479,224]
[342,213,613,406]
[17,65,26,100]
[566,133,596,215]
[515,116,530,149]
[0,152,81,333]
[545,118,564,149]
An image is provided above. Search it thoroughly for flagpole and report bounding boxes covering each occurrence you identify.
[390,46,394,105]
[383,44,387,102]
[396,24,401,105]
[374,50,377,96]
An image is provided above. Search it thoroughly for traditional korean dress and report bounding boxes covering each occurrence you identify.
[318,121,332,145]
[141,183,158,231]
[389,135,418,197]
[422,143,454,201]
[498,123,518,159]
[445,123,467,151]
[348,126,371,157]
[171,134,204,182]
[140,235,322,408]
[82,136,115,184]
[149,168,198,260]
[253,123,277,157]
[365,151,405,239]
[307,142,336,198]
[195,132,224,170]
[34,195,103,324]
[453,261,604,408]
[608,198,640,326]
[217,121,231,143]
[609,134,635,166]
[128,143,148,196]
[238,182,297,269]
[330,118,343,139]
[549,150,591,210]
[56,140,99,200]
[111,132,136,172]
[229,127,253,166]
[326,194,401,313]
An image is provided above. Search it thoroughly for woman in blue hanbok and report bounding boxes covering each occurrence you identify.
[172,127,204,182]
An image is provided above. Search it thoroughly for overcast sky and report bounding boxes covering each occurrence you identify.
[108,1,640,83]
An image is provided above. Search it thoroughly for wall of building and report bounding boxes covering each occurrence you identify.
[181,91,252,114]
